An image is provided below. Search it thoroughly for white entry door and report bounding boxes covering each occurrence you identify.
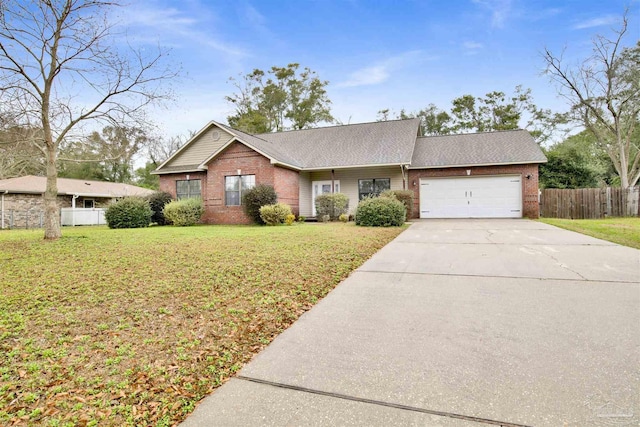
[419,175,522,218]
[312,180,340,216]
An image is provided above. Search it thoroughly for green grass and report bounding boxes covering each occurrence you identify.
[0,223,405,426]
[539,217,640,249]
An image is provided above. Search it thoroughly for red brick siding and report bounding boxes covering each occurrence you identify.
[274,166,300,216]
[158,171,207,201]
[408,164,540,219]
[158,142,301,225]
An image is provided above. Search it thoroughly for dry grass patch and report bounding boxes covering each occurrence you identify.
[0,223,405,426]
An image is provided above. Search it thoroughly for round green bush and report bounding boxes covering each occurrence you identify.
[163,198,204,226]
[242,184,277,224]
[147,191,173,225]
[355,196,406,227]
[381,189,414,218]
[259,203,292,226]
[105,197,152,229]
[315,193,349,221]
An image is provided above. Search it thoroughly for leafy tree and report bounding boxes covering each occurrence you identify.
[543,11,640,188]
[59,126,148,183]
[540,130,618,189]
[378,86,566,143]
[134,162,160,190]
[226,63,333,133]
[0,114,45,178]
[0,1,174,239]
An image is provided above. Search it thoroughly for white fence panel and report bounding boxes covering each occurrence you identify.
[61,208,106,226]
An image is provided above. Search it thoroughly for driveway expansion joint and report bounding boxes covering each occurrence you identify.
[236,375,533,427]
[353,270,640,285]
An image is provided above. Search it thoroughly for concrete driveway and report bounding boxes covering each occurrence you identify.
[183,219,640,427]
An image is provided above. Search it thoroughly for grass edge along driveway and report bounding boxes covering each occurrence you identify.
[0,223,405,427]
[539,217,640,249]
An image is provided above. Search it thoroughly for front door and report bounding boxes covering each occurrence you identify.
[312,180,340,216]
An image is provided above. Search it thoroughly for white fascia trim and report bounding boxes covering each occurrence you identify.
[198,137,302,171]
[151,168,204,175]
[155,120,224,171]
[301,162,407,171]
[407,160,546,169]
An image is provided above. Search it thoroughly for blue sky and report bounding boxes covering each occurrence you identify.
[115,0,639,139]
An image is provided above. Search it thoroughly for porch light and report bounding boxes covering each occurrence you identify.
[466,169,471,176]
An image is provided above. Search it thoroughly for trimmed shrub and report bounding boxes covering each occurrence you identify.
[105,197,152,229]
[259,203,292,226]
[355,196,406,227]
[163,198,204,226]
[381,190,414,218]
[297,215,306,223]
[147,191,173,225]
[242,184,278,224]
[315,193,349,220]
[285,214,296,225]
[339,213,349,223]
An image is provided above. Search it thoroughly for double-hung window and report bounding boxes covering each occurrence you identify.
[176,179,201,200]
[225,175,255,206]
[358,178,390,200]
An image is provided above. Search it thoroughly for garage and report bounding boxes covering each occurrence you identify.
[419,175,522,218]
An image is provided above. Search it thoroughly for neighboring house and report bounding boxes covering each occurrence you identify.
[152,118,546,224]
[0,175,154,228]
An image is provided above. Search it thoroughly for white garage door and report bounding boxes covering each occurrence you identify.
[419,175,522,218]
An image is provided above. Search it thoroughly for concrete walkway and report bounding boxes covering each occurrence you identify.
[182,219,640,427]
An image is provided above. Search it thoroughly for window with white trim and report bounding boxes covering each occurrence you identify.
[225,175,255,206]
[176,179,201,200]
[358,178,390,200]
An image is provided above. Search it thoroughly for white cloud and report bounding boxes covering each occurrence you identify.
[337,50,428,88]
[572,15,619,30]
[117,5,247,58]
[472,0,513,28]
[463,41,484,50]
[339,65,389,87]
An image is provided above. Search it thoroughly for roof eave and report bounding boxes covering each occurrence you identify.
[408,160,547,169]
[151,167,205,175]
[153,120,224,172]
[301,162,408,171]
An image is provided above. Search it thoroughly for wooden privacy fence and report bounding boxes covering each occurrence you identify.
[540,187,640,219]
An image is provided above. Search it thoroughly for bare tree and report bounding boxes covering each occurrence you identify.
[542,12,640,188]
[0,0,175,239]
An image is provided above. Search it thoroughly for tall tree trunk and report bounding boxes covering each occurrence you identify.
[43,143,61,239]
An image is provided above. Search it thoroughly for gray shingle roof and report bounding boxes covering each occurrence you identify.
[257,118,421,168]
[410,130,547,168]
[214,123,303,168]
[0,175,154,197]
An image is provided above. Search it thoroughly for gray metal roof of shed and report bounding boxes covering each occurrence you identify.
[410,130,547,169]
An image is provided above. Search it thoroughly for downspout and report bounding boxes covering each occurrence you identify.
[401,165,407,190]
[331,169,335,193]
[72,194,79,227]
[1,190,7,230]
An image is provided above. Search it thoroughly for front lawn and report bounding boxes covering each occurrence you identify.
[539,217,640,249]
[0,223,405,426]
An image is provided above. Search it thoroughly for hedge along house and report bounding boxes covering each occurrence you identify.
[152,118,546,224]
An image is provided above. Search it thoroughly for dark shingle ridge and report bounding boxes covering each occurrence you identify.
[255,117,419,136]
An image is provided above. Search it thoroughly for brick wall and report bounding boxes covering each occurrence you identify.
[274,166,300,216]
[159,142,301,224]
[407,164,540,219]
[2,193,71,229]
[159,171,207,200]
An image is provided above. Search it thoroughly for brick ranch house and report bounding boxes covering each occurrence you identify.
[153,118,546,224]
